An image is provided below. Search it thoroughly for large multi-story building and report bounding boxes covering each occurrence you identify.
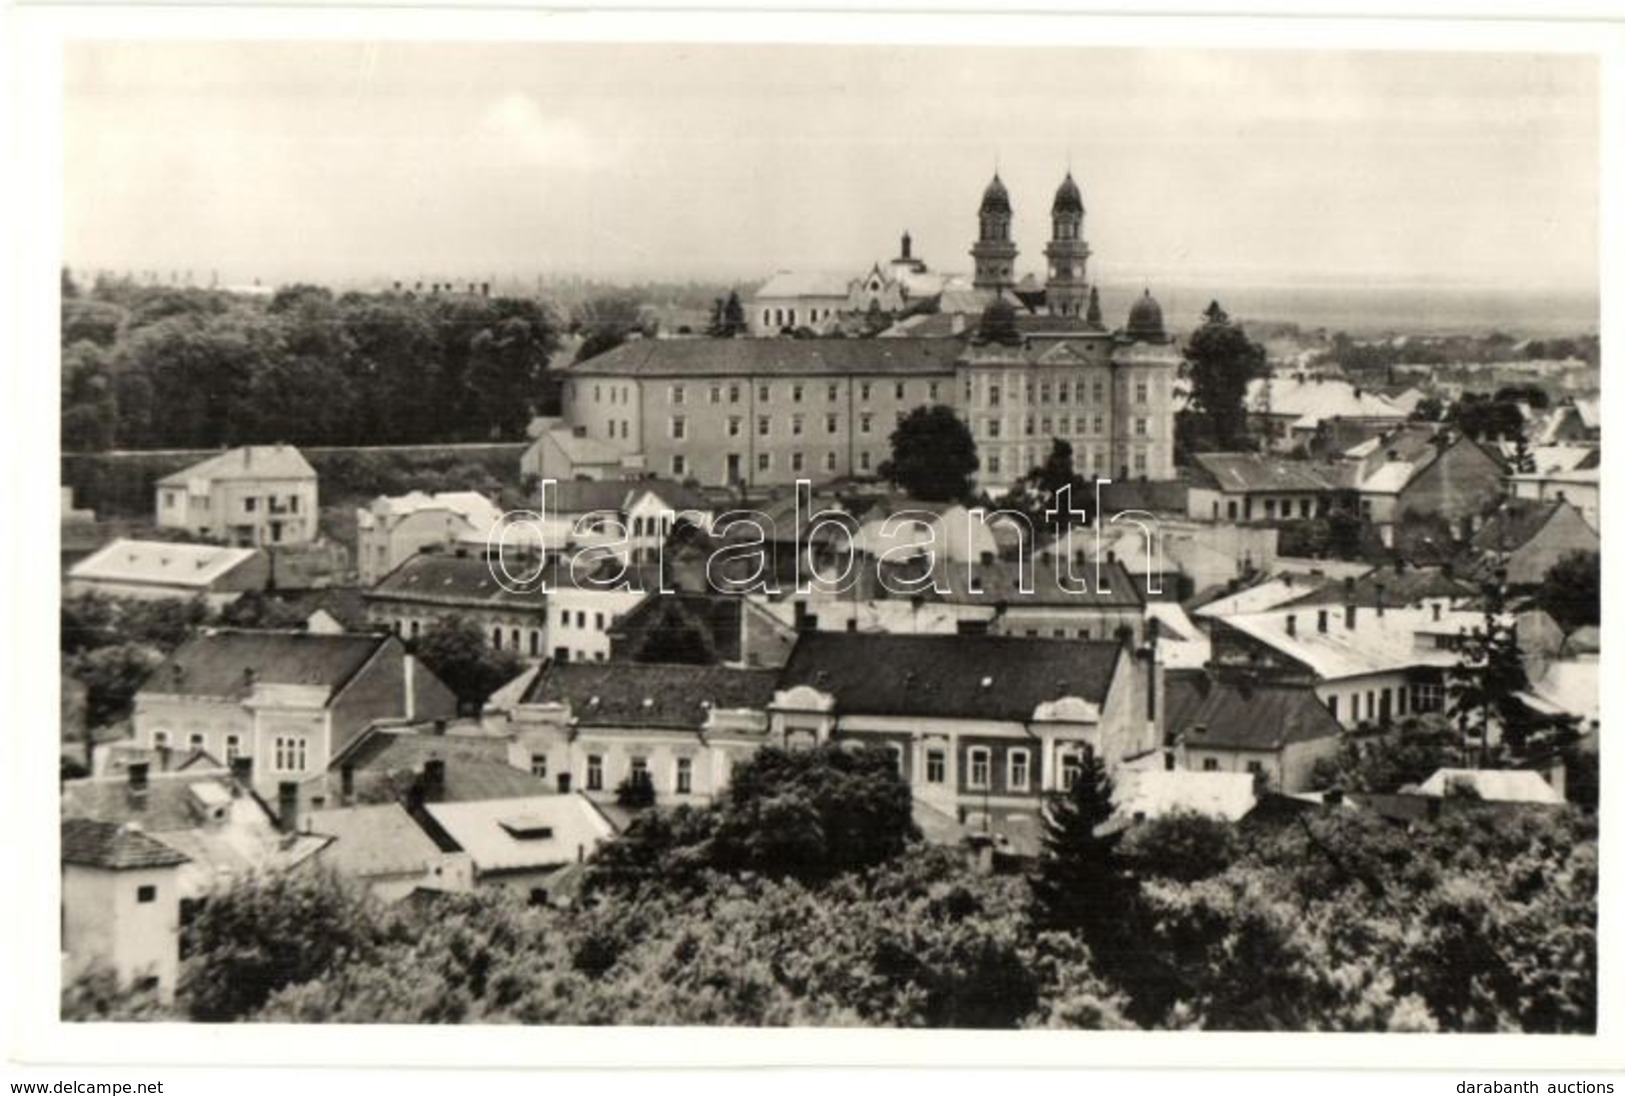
[557,173,1179,493]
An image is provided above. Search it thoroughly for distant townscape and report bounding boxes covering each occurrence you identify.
[58,170,1599,1032]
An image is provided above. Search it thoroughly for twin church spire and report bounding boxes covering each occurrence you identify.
[971,171,1094,319]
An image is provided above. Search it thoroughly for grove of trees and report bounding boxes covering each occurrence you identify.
[61,277,566,452]
[879,405,979,502]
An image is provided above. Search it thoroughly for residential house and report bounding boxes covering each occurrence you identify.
[1185,453,1346,524]
[1279,566,1477,612]
[355,491,504,585]
[131,630,457,800]
[419,795,616,901]
[305,803,474,901]
[1247,375,1407,453]
[323,722,552,806]
[507,661,782,802]
[1342,432,1505,544]
[1469,498,1600,586]
[607,590,798,668]
[1508,468,1600,533]
[363,552,647,664]
[66,539,269,608]
[1207,601,1490,729]
[61,818,189,1002]
[61,763,330,903]
[154,445,319,546]
[537,477,717,564]
[1163,671,1343,792]
[768,631,1163,851]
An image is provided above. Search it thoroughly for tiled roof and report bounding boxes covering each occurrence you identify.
[1470,499,1564,553]
[366,553,548,610]
[139,630,389,701]
[1190,453,1349,494]
[563,338,964,378]
[338,726,514,772]
[536,426,624,466]
[610,592,745,664]
[521,661,780,728]
[1164,672,1342,750]
[1193,576,1332,619]
[68,539,263,589]
[307,803,444,878]
[1217,605,1485,680]
[360,491,501,531]
[157,445,316,486]
[424,795,615,873]
[776,632,1122,720]
[934,558,1145,609]
[61,818,190,870]
[1248,377,1406,426]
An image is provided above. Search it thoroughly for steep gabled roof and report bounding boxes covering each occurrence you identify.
[61,818,190,870]
[775,632,1123,720]
[1470,499,1565,553]
[138,630,390,701]
[1164,672,1342,750]
[157,445,316,486]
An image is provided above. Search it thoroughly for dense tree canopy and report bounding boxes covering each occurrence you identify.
[59,280,565,451]
[1181,301,1268,451]
[1537,550,1601,631]
[879,405,979,502]
[410,614,527,712]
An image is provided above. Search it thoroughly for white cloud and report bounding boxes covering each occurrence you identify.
[478,93,612,171]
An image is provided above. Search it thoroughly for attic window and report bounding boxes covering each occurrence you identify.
[980,676,993,689]
[642,697,654,709]
[498,816,555,840]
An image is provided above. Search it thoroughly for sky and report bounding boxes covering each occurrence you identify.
[63,42,1599,294]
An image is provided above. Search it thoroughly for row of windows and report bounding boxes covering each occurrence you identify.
[983,414,1124,439]
[671,410,901,441]
[667,380,942,407]
[580,753,696,795]
[1325,682,1444,725]
[151,730,244,764]
[976,377,1116,407]
[759,306,837,330]
[984,450,1147,476]
[673,450,877,477]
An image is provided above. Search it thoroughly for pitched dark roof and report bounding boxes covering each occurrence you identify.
[563,337,964,378]
[1471,499,1565,553]
[61,818,190,870]
[776,632,1123,720]
[332,728,552,802]
[937,558,1145,609]
[1164,671,1342,750]
[609,592,745,664]
[138,630,389,701]
[521,661,780,728]
[1190,453,1350,494]
[366,553,548,610]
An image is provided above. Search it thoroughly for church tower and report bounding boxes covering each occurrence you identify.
[1043,172,1090,317]
[970,174,1019,291]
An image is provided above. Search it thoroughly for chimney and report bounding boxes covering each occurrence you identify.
[1342,575,1355,601]
[393,280,402,293]
[423,758,446,802]
[1317,609,1329,634]
[1323,788,1344,806]
[1374,583,1386,617]
[127,761,150,805]
[277,781,299,835]
[1432,601,1442,622]
[242,666,258,693]
[480,282,490,298]
[433,718,447,736]
[403,654,417,722]
[340,763,355,803]
[1345,604,1357,629]
[1285,613,1297,637]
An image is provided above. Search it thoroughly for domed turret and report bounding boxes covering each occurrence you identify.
[1051,172,1084,215]
[1126,288,1166,342]
[979,173,1012,215]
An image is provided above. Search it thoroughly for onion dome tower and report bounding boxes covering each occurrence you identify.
[1043,172,1091,317]
[971,174,1019,292]
[1125,288,1168,343]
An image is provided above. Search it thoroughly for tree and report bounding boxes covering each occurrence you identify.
[614,771,657,810]
[1006,439,1091,535]
[1032,752,1131,939]
[1450,393,1526,443]
[1119,810,1238,884]
[1537,550,1600,631]
[878,405,979,501]
[411,615,527,712]
[706,290,747,337]
[180,868,381,1021]
[1182,301,1267,451]
[1447,572,1534,758]
[71,643,164,728]
[1411,396,1446,423]
[711,744,918,883]
[573,293,653,363]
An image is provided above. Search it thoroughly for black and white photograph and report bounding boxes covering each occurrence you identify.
[7,4,1622,1087]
